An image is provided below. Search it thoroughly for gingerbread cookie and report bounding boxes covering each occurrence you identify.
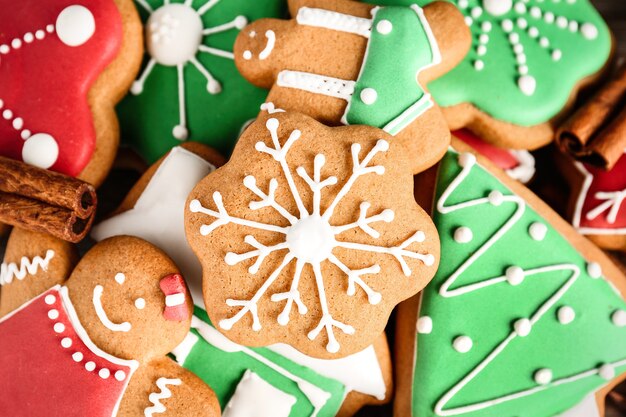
[373,0,613,151]
[117,0,286,163]
[233,0,471,173]
[557,150,626,253]
[185,111,439,358]
[0,235,220,416]
[0,0,143,187]
[395,138,626,417]
[92,142,394,416]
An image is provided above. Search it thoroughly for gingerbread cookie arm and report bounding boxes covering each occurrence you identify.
[120,357,220,417]
[0,228,77,317]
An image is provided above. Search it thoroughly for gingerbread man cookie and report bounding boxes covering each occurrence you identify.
[117,0,286,163]
[185,111,439,358]
[373,0,613,151]
[0,0,143,187]
[395,138,626,417]
[91,141,394,416]
[0,233,220,416]
[233,0,471,173]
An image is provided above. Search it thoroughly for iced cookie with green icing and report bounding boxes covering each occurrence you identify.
[370,0,612,150]
[90,142,394,416]
[232,0,471,173]
[394,139,626,417]
[116,0,285,163]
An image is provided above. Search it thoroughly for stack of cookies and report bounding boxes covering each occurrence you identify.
[1,1,625,416]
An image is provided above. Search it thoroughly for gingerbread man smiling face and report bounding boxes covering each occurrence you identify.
[233,0,471,173]
[0,231,219,416]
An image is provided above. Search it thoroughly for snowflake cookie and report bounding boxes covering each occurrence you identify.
[396,141,626,417]
[0,230,220,416]
[372,0,612,151]
[233,0,471,174]
[0,0,143,186]
[185,112,439,358]
[117,0,285,163]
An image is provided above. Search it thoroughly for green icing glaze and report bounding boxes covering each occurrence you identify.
[345,5,439,135]
[117,0,285,163]
[411,150,626,417]
[367,0,611,127]
[179,308,344,417]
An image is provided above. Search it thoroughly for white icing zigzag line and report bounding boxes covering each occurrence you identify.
[144,377,182,417]
[0,250,55,286]
[433,152,626,416]
[189,117,434,353]
[131,0,247,140]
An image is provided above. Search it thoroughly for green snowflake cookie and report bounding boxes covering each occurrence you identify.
[117,0,285,162]
[369,0,611,127]
[411,150,626,417]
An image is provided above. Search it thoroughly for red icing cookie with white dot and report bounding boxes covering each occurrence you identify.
[0,230,220,416]
[0,0,143,186]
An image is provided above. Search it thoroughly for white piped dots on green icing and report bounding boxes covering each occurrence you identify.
[360,88,378,105]
[454,226,473,244]
[528,222,547,241]
[376,19,393,34]
[417,316,433,334]
[557,306,575,325]
[612,310,626,327]
[534,368,552,385]
[586,262,602,279]
[599,364,615,380]
[505,266,524,286]
[513,318,531,337]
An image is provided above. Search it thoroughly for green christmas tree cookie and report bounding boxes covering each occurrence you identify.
[401,147,626,417]
[117,0,285,163]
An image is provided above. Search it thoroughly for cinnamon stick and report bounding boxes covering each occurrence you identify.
[0,156,96,217]
[0,157,97,242]
[557,65,626,170]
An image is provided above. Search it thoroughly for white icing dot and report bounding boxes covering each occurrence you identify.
[477,45,487,56]
[12,117,23,130]
[243,50,252,60]
[46,24,55,33]
[517,17,528,29]
[587,262,602,279]
[506,266,525,286]
[173,125,189,140]
[471,7,482,18]
[518,75,536,96]
[474,60,485,71]
[134,298,146,310]
[482,21,492,32]
[479,34,489,44]
[56,5,96,47]
[21,130,31,139]
[24,32,34,43]
[530,6,541,18]
[539,37,550,48]
[556,16,568,28]
[453,336,473,353]
[514,2,527,14]
[54,323,65,333]
[61,337,72,348]
[360,88,378,105]
[484,0,512,16]
[518,65,529,75]
[502,19,514,32]
[528,27,539,38]
[464,16,473,26]
[417,316,433,334]
[529,222,547,241]
[534,368,553,385]
[45,294,56,305]
[35,30,45,40]
[599,364,615,380]
[514,318,532,337]
[612,310,626,327]
[557,306,575,325]
[454,226,473,243]
[544,12,555,23]
[3,109,12,119]
[581,23,598,40]
[99,368,111,379]
[73,352,83,362]
[509,33,520,44]
[376,19,393,35]
[85,361,96,372]
[458,0,469,8]
[551,49,562,61]
[115,370,126,381]
[115,272,126,284]
[569,21,579,32]
[459,152,476,167]
[22,133,59,169]
[11,38,22,49]
[0,44,9,54]
[48,309,59,320]
[488,190,504,206]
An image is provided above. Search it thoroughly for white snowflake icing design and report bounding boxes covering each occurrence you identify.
[132,0,247,140]
[189,118,435,353]
[457,0,600,96]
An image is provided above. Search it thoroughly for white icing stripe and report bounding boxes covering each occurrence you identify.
[296,7,372,38]
[92,285,132,332]
[165,293,185,307]
[191,317,331,413]
[431,152,626,416]
[277,71,355,101]
[0,249,55,285]
[144,377,182,417]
